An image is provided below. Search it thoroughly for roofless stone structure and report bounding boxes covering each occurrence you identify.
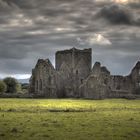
[29,48,140,99]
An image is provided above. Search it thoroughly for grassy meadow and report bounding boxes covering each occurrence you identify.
[0,98,140,140]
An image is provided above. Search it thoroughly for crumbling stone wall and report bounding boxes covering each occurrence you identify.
[79,62,111,99]
[130,61,140,94]
[79,61,140,99]
[29,59,57,97]
[109,76,132,96]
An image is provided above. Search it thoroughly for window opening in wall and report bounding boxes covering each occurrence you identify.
[40,79,42,90]
[116,85,121,90]
[51,78,54,84]
[36,80,38,90]
[49,76,51,84]
[138,82,140,87]
[76,70,78,75]
[104,79,108,85]
[81,79,83,84]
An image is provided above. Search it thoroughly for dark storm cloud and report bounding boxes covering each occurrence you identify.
[0,0,140,78]
[97,4,140,25]
[97,4,132,24]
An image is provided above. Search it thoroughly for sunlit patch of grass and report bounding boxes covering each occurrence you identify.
[0,98,140,140]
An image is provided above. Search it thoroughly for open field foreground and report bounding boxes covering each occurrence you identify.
[0,99,140,140]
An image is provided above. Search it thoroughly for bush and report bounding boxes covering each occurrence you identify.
[3,77,19,93]
[16,83,22,93]
[0,81,7,93]
[21,83,29,90]
[21,83,29,94]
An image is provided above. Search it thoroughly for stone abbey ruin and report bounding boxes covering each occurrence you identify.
[29,48,140,99]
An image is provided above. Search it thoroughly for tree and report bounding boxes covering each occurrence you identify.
[21,83,29,94]
[0,80,7,93]
[3,77,19,93]
[16,83,22,93]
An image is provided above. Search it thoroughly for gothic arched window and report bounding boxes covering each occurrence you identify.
[76,70,78,75]
[40,79,42,90]
[138,82,140,87]
[36,80,38,90]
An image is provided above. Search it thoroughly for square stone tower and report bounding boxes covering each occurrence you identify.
[55,47,92,97]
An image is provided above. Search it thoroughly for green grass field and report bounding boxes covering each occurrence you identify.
[0,99,140,140]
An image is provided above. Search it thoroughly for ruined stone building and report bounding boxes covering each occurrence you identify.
[29,48,140,99]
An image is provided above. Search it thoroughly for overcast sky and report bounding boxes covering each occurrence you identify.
[0,0,140,80]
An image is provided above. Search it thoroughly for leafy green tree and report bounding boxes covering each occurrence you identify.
[3,77,19,93]
[0,80,7,93]
[21,83,29,94]
[16,83,22,93]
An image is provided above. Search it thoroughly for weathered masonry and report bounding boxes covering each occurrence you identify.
[29,47,140,99]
